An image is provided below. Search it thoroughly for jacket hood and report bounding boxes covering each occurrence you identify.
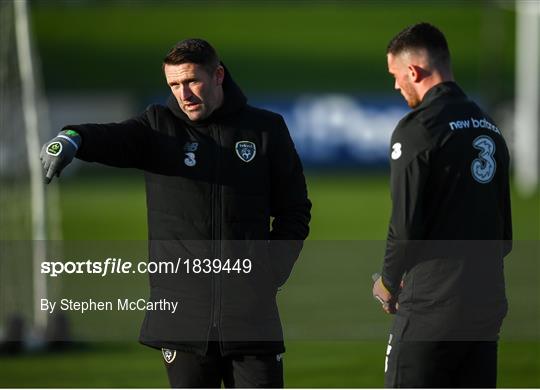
[167,63,247,126]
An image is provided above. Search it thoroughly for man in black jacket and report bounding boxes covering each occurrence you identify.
[41,39,311,388]
[372,23,512,387]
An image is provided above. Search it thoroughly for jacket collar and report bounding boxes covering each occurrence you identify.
[417,81,466,109]
[167,63,247,126]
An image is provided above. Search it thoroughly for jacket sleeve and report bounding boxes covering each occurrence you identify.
[268,115,312,287]
[502,142,513,257]
[63,107,188,175]
[382,120,431,295]
[64,111,152,169]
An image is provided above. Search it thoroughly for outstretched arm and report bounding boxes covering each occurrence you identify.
[40,107,193,182]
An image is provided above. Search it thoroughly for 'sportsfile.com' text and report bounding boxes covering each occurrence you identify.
[41,258,252,277]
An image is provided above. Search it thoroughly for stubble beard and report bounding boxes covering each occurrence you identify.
[402,82,421,109]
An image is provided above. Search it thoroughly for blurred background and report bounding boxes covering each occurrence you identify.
[0,0,539,387]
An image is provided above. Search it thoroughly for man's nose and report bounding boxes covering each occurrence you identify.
[180,84,192,101]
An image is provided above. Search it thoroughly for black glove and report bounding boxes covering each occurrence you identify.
[40,129,82,184]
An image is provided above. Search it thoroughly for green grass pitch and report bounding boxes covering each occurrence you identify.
[0,173,538,387]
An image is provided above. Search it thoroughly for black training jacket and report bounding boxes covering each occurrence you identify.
[382,82,512,341]
[64,66,311,355]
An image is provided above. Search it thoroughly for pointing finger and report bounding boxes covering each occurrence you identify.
[45,162,58,184]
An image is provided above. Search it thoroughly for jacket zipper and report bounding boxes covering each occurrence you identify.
[210,124,222,350]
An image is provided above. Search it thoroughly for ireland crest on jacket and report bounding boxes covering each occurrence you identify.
[235,141,256,163]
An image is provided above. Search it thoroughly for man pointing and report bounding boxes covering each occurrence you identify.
[41,39,311,388]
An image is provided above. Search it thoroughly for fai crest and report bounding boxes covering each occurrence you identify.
[162,348,176,364]
[235,141,256,163]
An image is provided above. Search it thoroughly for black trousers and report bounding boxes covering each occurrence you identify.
[384,338,498,388]
[162,342,283,388]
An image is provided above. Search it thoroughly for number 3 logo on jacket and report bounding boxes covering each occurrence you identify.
[184,142,198,167]
[471,135,496,183]
[391,143,402,160]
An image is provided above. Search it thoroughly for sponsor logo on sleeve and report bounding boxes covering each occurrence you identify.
[391,143,402,160]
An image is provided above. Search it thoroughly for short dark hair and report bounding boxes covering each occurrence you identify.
[163,38,220,73]
[387,23,451,69]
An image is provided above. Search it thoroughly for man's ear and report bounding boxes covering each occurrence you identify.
[215,65,225,86]
[408,64,427,83]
